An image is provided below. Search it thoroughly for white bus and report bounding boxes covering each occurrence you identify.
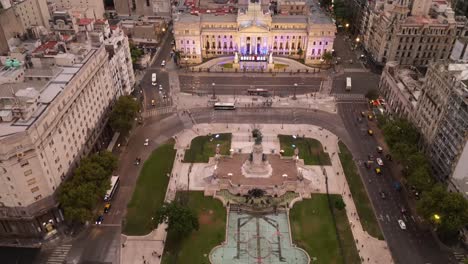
[151,73,157,86]
[104,176,120,201]
[346,77,352,91]
[214,102,236,110]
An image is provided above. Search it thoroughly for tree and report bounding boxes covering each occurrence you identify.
[154,202,199,238]
[297,47,303,56]
[417,185,468,237]
[89,151,117,176]
[130,43,143,65]
[407,167,434,192]
[109,95,140,134]
[59,182,99,223]
[322,51,333,64]
[391,143,417,164]
[365,89,379,100]
[333,0,351,24]
[406,152,430,175]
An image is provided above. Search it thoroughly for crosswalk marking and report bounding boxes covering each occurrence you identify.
[143,106,175,118]
[333,93,367,101]
[46,244,72,264]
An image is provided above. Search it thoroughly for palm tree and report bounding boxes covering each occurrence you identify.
[322,51,333,64]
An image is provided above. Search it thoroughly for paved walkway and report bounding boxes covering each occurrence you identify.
[120,123,393,264]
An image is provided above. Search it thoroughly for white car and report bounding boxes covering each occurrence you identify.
[151,73,157,86]
[159,84,163,90]
[398,219,406,230]
[144,138,149,146]
[161,60,166,66]
[376,158,384,166]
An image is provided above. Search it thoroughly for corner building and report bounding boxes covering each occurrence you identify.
[173,1,336,65]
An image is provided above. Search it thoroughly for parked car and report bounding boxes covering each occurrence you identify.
[95,215,104,225]
[377,146,383,153]
[398,219,406,230]
[159,84,163,91]
[375,167,382,174]
[368,154,375,161]
[161,60,166,67]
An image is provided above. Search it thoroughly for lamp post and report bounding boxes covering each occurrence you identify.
[211,82,216,99]
[292,83,297,100]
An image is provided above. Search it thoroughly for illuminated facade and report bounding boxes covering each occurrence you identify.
[173,1,336,65]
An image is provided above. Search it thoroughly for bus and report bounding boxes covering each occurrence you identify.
[345,77,352,91]
[214,102,236,110]
[247,88,269,97]
[151,73,157,86]
[104,176,120,201]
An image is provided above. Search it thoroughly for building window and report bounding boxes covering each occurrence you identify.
[20,160,29,167]
[31,186,40,193]
[24,169,32,176]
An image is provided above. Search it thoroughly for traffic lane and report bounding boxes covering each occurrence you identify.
[339,103,451,264]
[332,72,380,94]
[179,75,323,87]
[151,32,174,68]
[141,69,170,109]
[338,103,426,263]
[181,84,320,96]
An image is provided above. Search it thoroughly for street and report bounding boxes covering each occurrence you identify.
[178,75,322,96]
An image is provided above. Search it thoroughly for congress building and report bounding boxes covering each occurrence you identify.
[173,0,336,65]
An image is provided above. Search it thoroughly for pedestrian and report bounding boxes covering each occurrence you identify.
[158,255,161,259]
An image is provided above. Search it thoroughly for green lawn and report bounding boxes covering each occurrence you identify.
[162,192,226,264]
[222,63,233,69]
[274,63,289,69]
[290,194,360,264]
[278,135,331,165]
[184,133,232,163]
[338,141,384,240]
[123,140,176,235]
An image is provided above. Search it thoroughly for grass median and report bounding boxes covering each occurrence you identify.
[123,139,176,235]
[338,141,384,240]
[278,135,331,165]
[162,192,226,264]
[290,194,360,264]
[184,133,232,163]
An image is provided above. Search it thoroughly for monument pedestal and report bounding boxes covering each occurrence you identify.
[241,143,272,178]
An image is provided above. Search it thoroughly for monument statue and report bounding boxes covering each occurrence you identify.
[234,52,239,64]
[242,129,272,178]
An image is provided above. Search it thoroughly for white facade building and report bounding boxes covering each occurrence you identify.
[173,1,336,65]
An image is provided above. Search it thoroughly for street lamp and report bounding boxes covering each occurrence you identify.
[293,83,297,100]
[345,23,349,28]
[211,82,216,99]
[355,37,360,43]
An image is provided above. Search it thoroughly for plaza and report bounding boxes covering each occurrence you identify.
[121,123,392,264]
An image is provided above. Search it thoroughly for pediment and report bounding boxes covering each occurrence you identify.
[239,24,269,33]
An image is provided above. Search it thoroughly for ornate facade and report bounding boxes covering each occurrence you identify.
[173,1,336,65]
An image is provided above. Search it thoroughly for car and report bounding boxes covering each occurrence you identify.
[368,114,374,120]
[104,203,111,213]
[364,161,372,169]
[161,60,166,66]
[376,158,384,166]
[398,219,406,230]
[380,191,386,199]
[95,215,104,225]
[144,138,149,146]
[151,99,155,106]
[368,154,375,161]
[377,146,383,153]
[159,84,163,90]
[360,111,366,117]
[368,129,374,135]
[375,167,382,174]
[162,94,167,99]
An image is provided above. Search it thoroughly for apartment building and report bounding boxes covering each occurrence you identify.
[48,0,105,18]
[429,78,468,181]
[277,0,307,15]
[114,0,171,16]
[363,0,468,67]
[0,15,135,245]
[11,0,51,29]
[379,61,424,121]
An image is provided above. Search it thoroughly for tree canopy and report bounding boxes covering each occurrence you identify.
[109,95,140,134]
[59,151,117,223]
[417,185,468,236]
[154,201,199,238]
[130,43,143,65]
[365,89,379,100]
